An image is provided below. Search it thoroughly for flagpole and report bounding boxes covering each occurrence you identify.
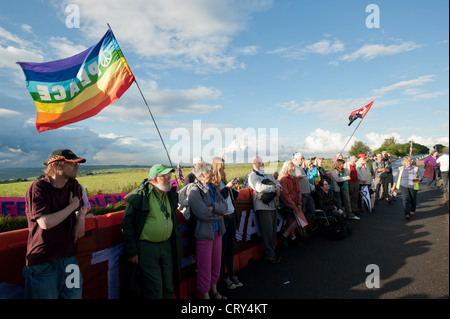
[134,79,174,169]
[340,118,363,155]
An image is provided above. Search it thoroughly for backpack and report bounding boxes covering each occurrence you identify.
[177,182,196,222]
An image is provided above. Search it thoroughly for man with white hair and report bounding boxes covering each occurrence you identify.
[248,156,282,263]
[122,164,182,299]
[292,152,316,222]
[183,156,204,186]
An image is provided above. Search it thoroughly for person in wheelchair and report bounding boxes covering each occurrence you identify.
[314,179,348,228]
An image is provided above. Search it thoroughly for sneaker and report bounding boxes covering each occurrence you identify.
[224,277,236,289]
[230,276,243,288]
[349,215,360,220]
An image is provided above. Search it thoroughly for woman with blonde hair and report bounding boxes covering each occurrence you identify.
[210,157,242,290]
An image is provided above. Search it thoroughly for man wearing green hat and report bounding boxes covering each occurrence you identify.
[121,164,182,299]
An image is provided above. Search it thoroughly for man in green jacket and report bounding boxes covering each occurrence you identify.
[121,164,182,299]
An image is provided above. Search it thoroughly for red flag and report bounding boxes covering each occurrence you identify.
[409,141,413,157]
[348,101,373,126]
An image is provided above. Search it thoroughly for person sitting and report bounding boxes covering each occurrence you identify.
[278,161,305,247]
[314,180,348,229]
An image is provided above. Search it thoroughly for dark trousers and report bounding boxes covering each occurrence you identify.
[138,240,174,299]
[399,186,418,216]
[221,214,236,278]
[256,209,277,257]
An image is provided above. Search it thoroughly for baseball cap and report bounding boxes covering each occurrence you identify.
[43,149,86,165]
[358,154,368,159]
[148,164,175,179]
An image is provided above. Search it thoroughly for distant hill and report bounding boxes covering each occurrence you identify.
[0,165,149,181]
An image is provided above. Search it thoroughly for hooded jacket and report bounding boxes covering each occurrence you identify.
[121,178,182,297]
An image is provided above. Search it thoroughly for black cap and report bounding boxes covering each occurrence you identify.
[43,149,86,166]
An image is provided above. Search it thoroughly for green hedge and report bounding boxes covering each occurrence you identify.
[0,202,127,234]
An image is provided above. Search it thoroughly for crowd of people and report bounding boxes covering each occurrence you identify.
[21,147,448,300]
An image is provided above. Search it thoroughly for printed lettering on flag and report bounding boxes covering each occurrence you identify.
[17,28,135,133]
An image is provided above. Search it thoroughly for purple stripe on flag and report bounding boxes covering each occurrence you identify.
[17,45,92,73]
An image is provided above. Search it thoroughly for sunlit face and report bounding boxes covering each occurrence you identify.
[58,161,80,179]
[201,170,212,184]
[154,173,172,192]
[287,162,295,174]
[404,159,412,168]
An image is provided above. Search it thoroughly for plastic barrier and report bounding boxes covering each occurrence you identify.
[0,189,284,299]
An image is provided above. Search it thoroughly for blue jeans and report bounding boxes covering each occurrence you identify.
[23,256,83,299]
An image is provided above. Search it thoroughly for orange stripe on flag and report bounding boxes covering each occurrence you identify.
[36,69,134,132]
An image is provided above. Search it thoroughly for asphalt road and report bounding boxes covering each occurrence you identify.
[224,182,449,300]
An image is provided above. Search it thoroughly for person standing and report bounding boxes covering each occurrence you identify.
[23,149,87,299]
[373,153,392,204]
[249,155,282,264]
[356,154,374,212]
[391,156,423,220]
[423,150,440,189]
[210,157,243,290]
[436,150,449,196]
[121,164,182,299]
[188,161,228,299]
[292,153,316,222]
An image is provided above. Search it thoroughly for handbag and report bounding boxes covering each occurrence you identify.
[256,178,277,204]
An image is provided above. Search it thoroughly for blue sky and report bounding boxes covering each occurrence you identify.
[0,0,448,170]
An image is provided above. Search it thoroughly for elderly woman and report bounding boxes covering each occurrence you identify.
[391,156,423,220]
[188,161,228,299]
[278,161,305,247]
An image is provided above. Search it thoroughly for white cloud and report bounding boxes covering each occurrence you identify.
[268,38,345,60]
[0,108,21,117]
[48,36,88,59]
[61,0,273,72]
[341,41,422,62]
[372,75,434,97]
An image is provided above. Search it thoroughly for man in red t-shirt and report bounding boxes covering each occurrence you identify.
[23,149,86,299]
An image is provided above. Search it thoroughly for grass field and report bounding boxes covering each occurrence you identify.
[0,160,333,197]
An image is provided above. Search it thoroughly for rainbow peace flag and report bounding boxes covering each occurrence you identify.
[17,28,135,133]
